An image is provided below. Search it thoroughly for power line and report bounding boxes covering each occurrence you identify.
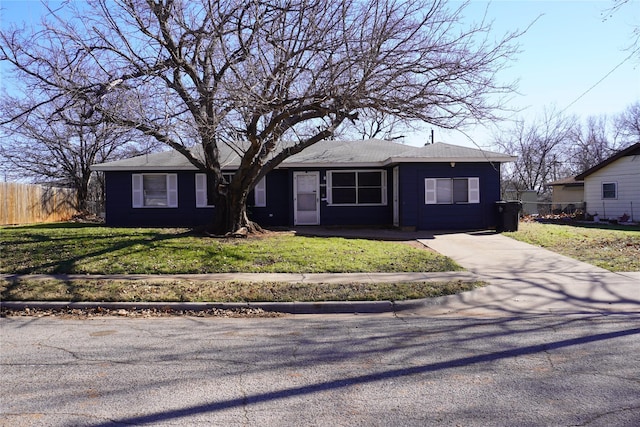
[561,47,640,115]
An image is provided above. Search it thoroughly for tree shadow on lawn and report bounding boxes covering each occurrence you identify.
[4,222,102,229]
[3,224,194,274]
[1,224,95,247]
[292,225,439,241]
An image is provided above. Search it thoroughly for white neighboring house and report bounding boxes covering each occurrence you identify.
[575,142,640,222]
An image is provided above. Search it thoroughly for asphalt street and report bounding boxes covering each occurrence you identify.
[2,313,639,426]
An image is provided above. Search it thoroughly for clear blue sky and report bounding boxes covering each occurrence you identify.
[429,0,640,148]
[1,0,639,149]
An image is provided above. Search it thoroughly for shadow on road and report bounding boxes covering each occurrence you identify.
[82,318,640,426]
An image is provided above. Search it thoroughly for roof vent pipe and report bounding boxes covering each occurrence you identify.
[425,128,434,146]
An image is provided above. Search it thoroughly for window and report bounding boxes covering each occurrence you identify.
[132,174,178,208]
[453,178,469,203]
[602,182,617,199]
[195,173,266,208]
[253,177,266,207]
[327,170,387,205]
[425,177,479,204]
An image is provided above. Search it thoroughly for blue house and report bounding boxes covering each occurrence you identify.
[92,139,515,230]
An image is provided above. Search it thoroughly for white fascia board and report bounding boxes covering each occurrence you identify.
[93,162,388,171]
[278,161,386,168]
[91,164,200,171]
[91,156,517,172]
[384,156,517,165]
[91,165,244,172]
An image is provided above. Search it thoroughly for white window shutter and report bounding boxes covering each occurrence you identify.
[167,174,178,207]
[425,178,437,204]
[195,174,207,207]
[132,174,143,207]
[254,177,266,207]
[468,177,480,203]
[381,170,388,205]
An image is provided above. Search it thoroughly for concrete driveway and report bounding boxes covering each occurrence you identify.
[412,231,640,317]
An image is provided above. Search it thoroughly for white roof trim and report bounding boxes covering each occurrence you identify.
[92,155,516,171]
[279,161,386,168]
[91,139,516,172]
[385,156,517,165]
[92,164,199,171]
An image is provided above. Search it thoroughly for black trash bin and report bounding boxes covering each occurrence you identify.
[495,201,522,232]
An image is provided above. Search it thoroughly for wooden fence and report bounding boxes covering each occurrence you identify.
[0,182,78,225]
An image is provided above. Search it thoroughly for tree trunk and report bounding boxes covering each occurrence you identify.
[76,177,90,213]
[209,186,262,236]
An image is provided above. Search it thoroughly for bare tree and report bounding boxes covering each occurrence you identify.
[568,115,621,174]
[603,1,640,60]
[344,109,407,141]
[1,0,523,234]
[614,101,640,144]
[0,93,155,212]
[494,108,577,195]
[0,93,157,212]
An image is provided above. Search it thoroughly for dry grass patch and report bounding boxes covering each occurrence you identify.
[0,278,484,303]
[505,222,640,271]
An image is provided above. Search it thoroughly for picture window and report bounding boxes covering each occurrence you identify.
[327,170,387,205]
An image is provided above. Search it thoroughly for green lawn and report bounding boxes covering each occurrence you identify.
[0,223,461,274]
[0,223,477,304]
[505,221,640,272]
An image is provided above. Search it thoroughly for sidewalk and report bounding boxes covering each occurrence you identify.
[0,271,475,284]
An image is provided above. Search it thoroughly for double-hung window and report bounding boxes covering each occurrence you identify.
[425,177,480,204]
[195,173,266,208]
[602,182,617,199]
[327,170,387,205]
[132,174,178,208]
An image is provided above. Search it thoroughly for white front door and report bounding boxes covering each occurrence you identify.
[294,172,320,225]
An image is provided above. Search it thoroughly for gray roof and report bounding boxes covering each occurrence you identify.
[546,176,584,187]
[92,139,515,171]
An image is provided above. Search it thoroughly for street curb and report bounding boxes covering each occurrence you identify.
[0,271,476,315]
[0,297,447,315]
